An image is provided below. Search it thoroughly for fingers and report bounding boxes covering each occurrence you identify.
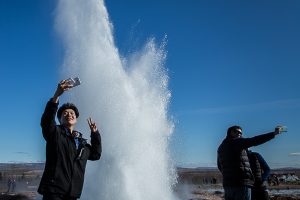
[88,117,96,126]
[53,79,73,100]
[87,117,92,127]
[275,126,282,135]
[87,117,97,132]
[59,79,73,89]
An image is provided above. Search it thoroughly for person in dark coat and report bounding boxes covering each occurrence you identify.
[7,177,12,193]
[217,125,284,200]
[248,151,270,200]
[38,79,102,200]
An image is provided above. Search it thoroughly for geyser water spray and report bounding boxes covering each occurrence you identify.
[55,0,177,199]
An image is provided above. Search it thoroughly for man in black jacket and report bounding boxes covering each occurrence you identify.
[217,125,284,200]
[38,79,102,200]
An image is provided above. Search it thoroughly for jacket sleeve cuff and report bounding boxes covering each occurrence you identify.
[91,130,101,144]
[49,98,59,106]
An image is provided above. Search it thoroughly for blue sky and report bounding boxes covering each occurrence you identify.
[0,0,300,168]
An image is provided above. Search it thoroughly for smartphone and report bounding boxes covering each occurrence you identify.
[280,126,288,132]
[72,77,81,87]
[66,77,81,88]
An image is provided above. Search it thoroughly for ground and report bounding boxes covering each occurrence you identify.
[0,164,300,200]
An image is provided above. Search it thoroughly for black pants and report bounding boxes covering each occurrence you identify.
[251,187,269,200]
[43,194,77,200]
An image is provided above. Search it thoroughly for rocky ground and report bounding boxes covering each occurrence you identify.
[270,196,300,200]
[1,190,300,200]
[197,193,300,200]
[177,183,300,200]
[189,191,300,200]
[0,192,36,200]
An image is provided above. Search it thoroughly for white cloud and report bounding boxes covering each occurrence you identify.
[289,152,300,156]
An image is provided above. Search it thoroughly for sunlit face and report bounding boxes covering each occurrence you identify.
[230,128,243,138]
[60,108,77,127]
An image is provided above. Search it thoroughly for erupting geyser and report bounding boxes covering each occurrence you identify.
[55,0,177,199]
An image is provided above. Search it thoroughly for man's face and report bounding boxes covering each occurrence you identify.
[230,128,242,138]
[60,108,77,127]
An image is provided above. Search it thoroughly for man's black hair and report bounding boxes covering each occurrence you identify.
[227,125,242,137]
[57,103,79,119]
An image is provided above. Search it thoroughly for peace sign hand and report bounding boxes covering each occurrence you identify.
[87,117,98,133]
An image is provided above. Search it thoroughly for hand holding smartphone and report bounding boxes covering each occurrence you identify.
[279,126,288,133]
[275,125,288,135]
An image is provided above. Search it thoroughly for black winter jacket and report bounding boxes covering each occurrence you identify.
[248,151,263,186]
[38,99,102,198]
[217,132,275,187]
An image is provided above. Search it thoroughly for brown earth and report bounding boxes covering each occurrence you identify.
[1,164,300,200]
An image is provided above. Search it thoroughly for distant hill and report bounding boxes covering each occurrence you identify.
[0,163,44,171]
[0,163,299,173]
[273,167,300,171]
[177,167,219,173]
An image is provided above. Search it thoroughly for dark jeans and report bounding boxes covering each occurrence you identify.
[224,186,251,200]
[251,187,269,200]
[43,194,77,200]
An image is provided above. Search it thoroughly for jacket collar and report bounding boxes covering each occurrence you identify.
[59,125,82,138]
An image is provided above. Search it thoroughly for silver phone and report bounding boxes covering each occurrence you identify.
[66,77,81,87]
